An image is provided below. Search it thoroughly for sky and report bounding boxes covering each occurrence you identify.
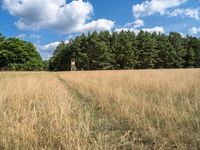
[0,0,200,59]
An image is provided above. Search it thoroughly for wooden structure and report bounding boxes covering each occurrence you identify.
[71,58,77,71]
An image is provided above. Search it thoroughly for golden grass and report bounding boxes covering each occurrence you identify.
[58,69,200,149]
[0,69,200,149]
[0,72,104,149]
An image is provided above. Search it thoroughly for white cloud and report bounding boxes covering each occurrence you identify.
[115,28,140,34]
[16,33,26,39]
[38,41,61,53]
[3,0,115,34]
[78,19,115,33]
[115,19,145,33]
[16,33,41,41]
[124,19,144,28]
[39,40,68,52]
[179,32,186,37]
[133,0,187,18]
[189,27,200,35]
[170,8,200,20]
[36,40,69,59]
[133,19,144,28]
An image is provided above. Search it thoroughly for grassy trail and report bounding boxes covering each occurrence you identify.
[57,70,200,150]
[0,70,200,149]
[55,74,142,149]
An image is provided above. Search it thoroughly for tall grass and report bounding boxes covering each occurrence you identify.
[58,69,200,149]
[0,72,105,149]
[0,70,200,149]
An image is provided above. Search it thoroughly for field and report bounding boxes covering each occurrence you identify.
[0,69,200,149]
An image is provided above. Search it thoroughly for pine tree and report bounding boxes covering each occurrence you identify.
[169,32,185,68]
[112,31,136,69]
[185,47,195,68]
[99,31,115,69]
[136,31,156,69]
[85,32,112,70]
[49,42,71,71]
[185,35,200,68]
[70,34,90,70]
[196,39,200,67]
[155,34,175,68]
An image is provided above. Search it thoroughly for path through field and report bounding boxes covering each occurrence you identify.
[0,70,200,149]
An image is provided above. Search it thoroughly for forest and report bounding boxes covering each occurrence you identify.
[49,31,200,71]
[1,31,200,71]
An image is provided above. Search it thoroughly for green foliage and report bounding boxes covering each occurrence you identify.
[169,32,185,68]
[0,35,44,71]
[49,42,72,71]
[48,31,200,71]
[43,60,50,71]
[155,34,176,68]
[137,31,156,69]
[113,31,137,69]
[185,48,195,68]
[184,35,200,67]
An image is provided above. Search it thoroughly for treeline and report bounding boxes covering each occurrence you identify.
[49,31,200,71]
[0,33,44,71]
[1,31,200,71]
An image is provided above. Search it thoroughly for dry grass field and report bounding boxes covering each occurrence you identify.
[0,69,200,149]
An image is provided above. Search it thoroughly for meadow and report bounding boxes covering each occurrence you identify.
[0,69,200,149]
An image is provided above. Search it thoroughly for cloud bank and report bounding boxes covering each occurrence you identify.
[132,0,199,20]
[3,0,115,34]
[189,27,200,35]
[133,0,187,18]
[170,8,200,20]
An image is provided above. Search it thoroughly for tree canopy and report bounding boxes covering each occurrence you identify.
[0,34,44,71]
[49,31,200,71]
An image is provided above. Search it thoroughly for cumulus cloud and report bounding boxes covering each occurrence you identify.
[133,0,187,18]
[78,19,115,33]
[3,0,115,34]
[170,8,200,20]
[115,19,146,33]
[133,19,144,28]
[38,41,61,53]
[124,19,144,28]
[36,40,69,59]
[189,27,200,35]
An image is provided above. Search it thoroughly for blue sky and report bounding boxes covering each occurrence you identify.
[0,0,200,59]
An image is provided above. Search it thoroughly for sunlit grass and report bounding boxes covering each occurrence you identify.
[0,69,200,149]
[58,69,200,149]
